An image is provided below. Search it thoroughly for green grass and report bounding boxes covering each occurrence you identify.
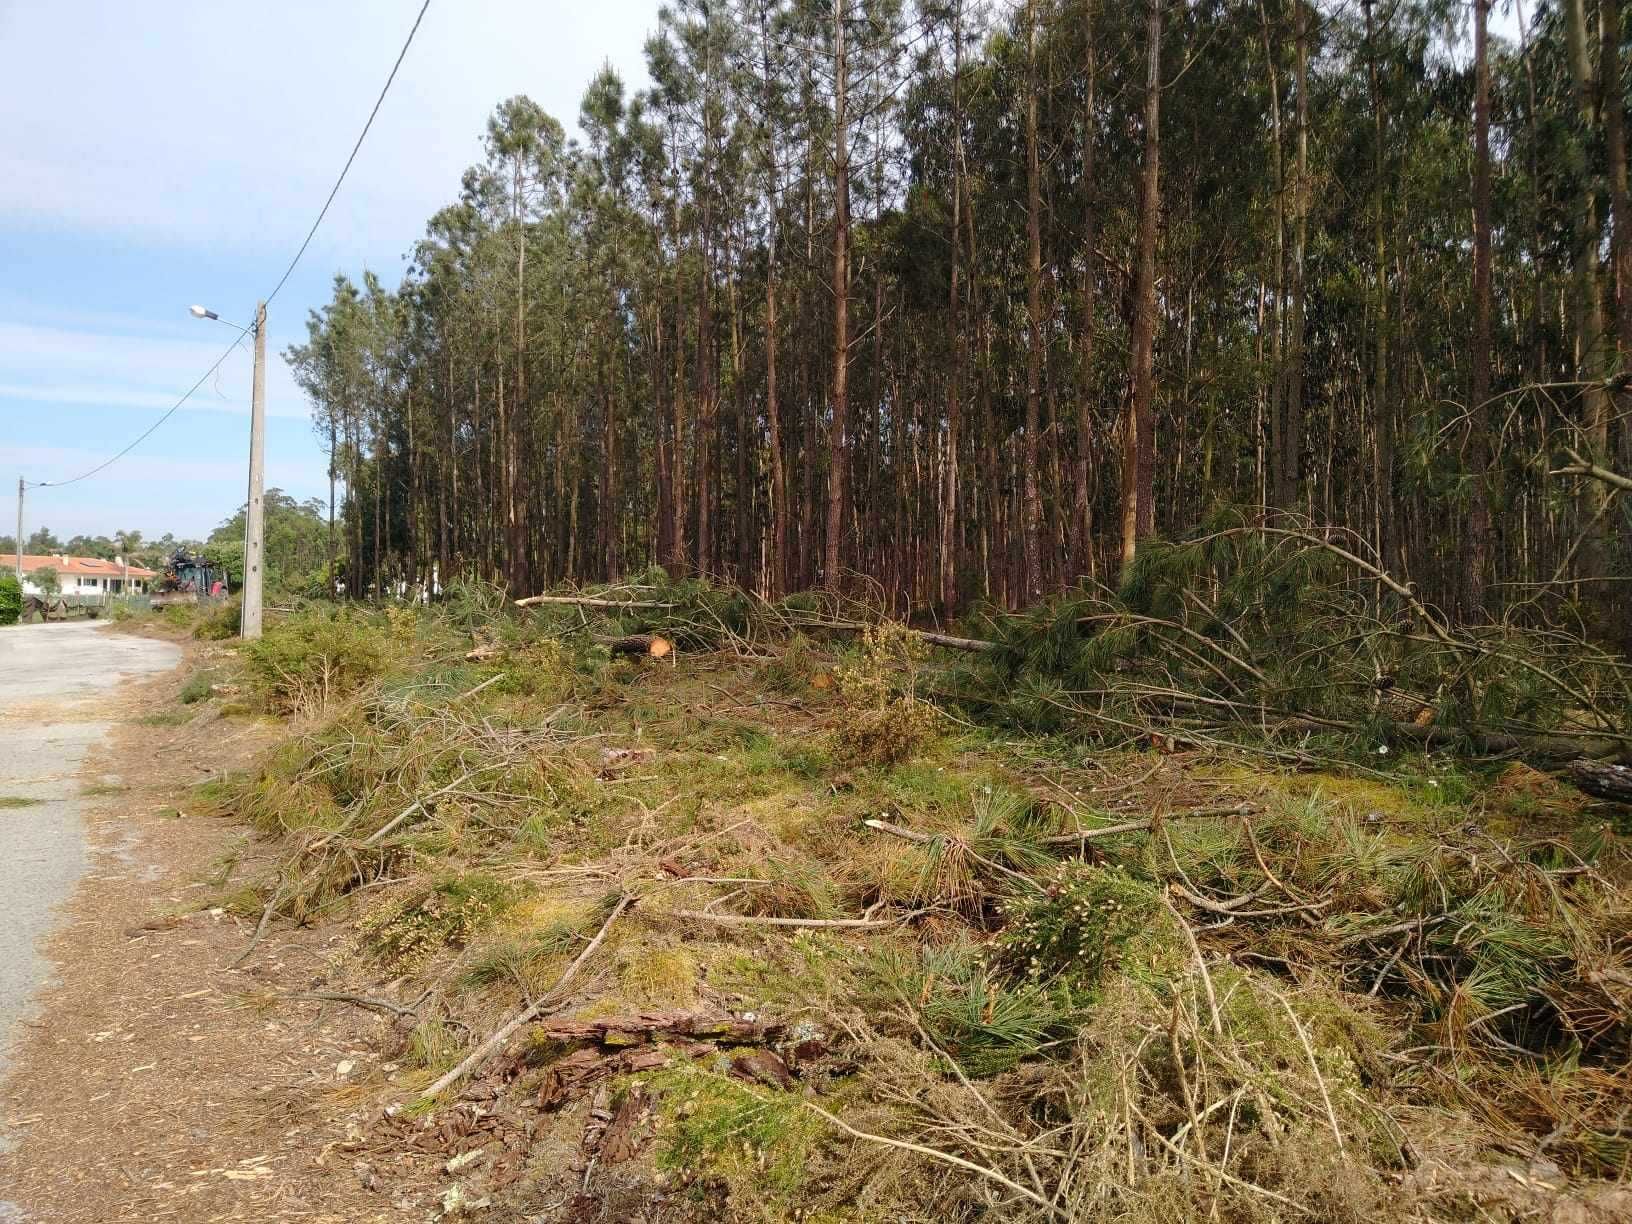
[81,781,127,797]
[138,708,194,727]
[0,795,44,809]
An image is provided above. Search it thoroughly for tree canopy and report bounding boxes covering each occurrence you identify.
[284,0,1632,633]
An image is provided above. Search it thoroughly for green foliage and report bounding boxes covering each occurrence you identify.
[207,489,330,595]
[240,606,393,713]
[997,862,1162,987]
[178,672,214,704]
[0,574,19,625]
[30,565,59,597]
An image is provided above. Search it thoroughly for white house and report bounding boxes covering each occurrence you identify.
[2,554,158,597]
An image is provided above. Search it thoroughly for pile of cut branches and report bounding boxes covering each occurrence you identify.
[949,512,1632,767]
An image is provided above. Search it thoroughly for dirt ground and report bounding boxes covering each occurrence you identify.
[0,656,429,1223]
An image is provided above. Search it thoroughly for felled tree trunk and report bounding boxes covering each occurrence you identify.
[1568,759,1632,804]
[594,633,672,659]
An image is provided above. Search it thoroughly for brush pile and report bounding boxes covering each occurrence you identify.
[192,545,1632,1222]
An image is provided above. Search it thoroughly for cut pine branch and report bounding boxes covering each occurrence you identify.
[515,593,675,610]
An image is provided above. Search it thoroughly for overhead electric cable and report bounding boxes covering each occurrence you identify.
[264,0,433,307]
[24,0,433,490]
[26,335,246,490]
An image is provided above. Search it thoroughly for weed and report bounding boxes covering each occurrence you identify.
[864,938,1080,1078]
[617,942,700,1006]
[137,708,193,727]
[490,638,575,701]
[194,598,242,640]
[179,672,214,704]
[0,795,43,809]
[406,1020,462,1072]
[757,633,819,693]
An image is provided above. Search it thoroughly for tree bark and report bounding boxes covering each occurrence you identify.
[1564,0,1613,581]
[1022,0,1045,602]
[1073,0,1097,585]
[1122,0,1163,573]
[825,0,851,590]
[939,3,965,617]
[1466,0,1494,617]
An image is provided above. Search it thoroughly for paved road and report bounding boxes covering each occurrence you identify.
[0,622,180,1085]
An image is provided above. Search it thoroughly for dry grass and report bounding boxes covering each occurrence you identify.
[197,585,1632,1222]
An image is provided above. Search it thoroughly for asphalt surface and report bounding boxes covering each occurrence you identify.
[0,622,180,1086]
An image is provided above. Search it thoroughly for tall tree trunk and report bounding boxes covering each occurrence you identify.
[510,164,528,597]
[1022,0,1045,602]
[825,0,851,590]
[1073,0,1097,584]
[1259,0,1286,519]
[669,159,689,577]
[1122,0,1163,572]
[1363,0,1395,578]
[940,1,965,616]
[760,2,789,597]
[1282,0,1309,515]
[1564,0,1612,581]
[1466,0,1494,617]
[327,413,337,598]
[1601,0,1632,638]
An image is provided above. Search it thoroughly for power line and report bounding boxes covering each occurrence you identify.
[265,0,433,308]
[24,0,433,492]
[27,334,247,490]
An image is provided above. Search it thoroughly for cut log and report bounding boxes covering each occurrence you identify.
[1567,759,1632,805]
[515,594,674,610]
[532,1010,783,1047]
[593,633,672,659]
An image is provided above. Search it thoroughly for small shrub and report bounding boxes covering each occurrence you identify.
[830,698,939,768]
[0,574,20,626]
[997,862,1161,987]
[194,598,241,640]
[179,672,214,704]
[240,606,391,714]
[828,622,941,767]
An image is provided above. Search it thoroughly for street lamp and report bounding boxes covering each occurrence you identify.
[190,301,267,640]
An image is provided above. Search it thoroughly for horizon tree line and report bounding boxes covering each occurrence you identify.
[286,0,1632,632]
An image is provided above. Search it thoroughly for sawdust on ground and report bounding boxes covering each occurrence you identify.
[0,656,427,1223]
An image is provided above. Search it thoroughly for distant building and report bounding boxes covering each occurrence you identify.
[1,554,158,596]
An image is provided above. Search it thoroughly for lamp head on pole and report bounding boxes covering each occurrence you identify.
[188,305,219,321]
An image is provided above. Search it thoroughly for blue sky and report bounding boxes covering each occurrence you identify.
[2,0,654,543]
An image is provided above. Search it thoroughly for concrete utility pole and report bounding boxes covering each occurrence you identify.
[242,301,267,640]
[14,478,22,583]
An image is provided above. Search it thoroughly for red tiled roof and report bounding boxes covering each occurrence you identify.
[1,554,158,579]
